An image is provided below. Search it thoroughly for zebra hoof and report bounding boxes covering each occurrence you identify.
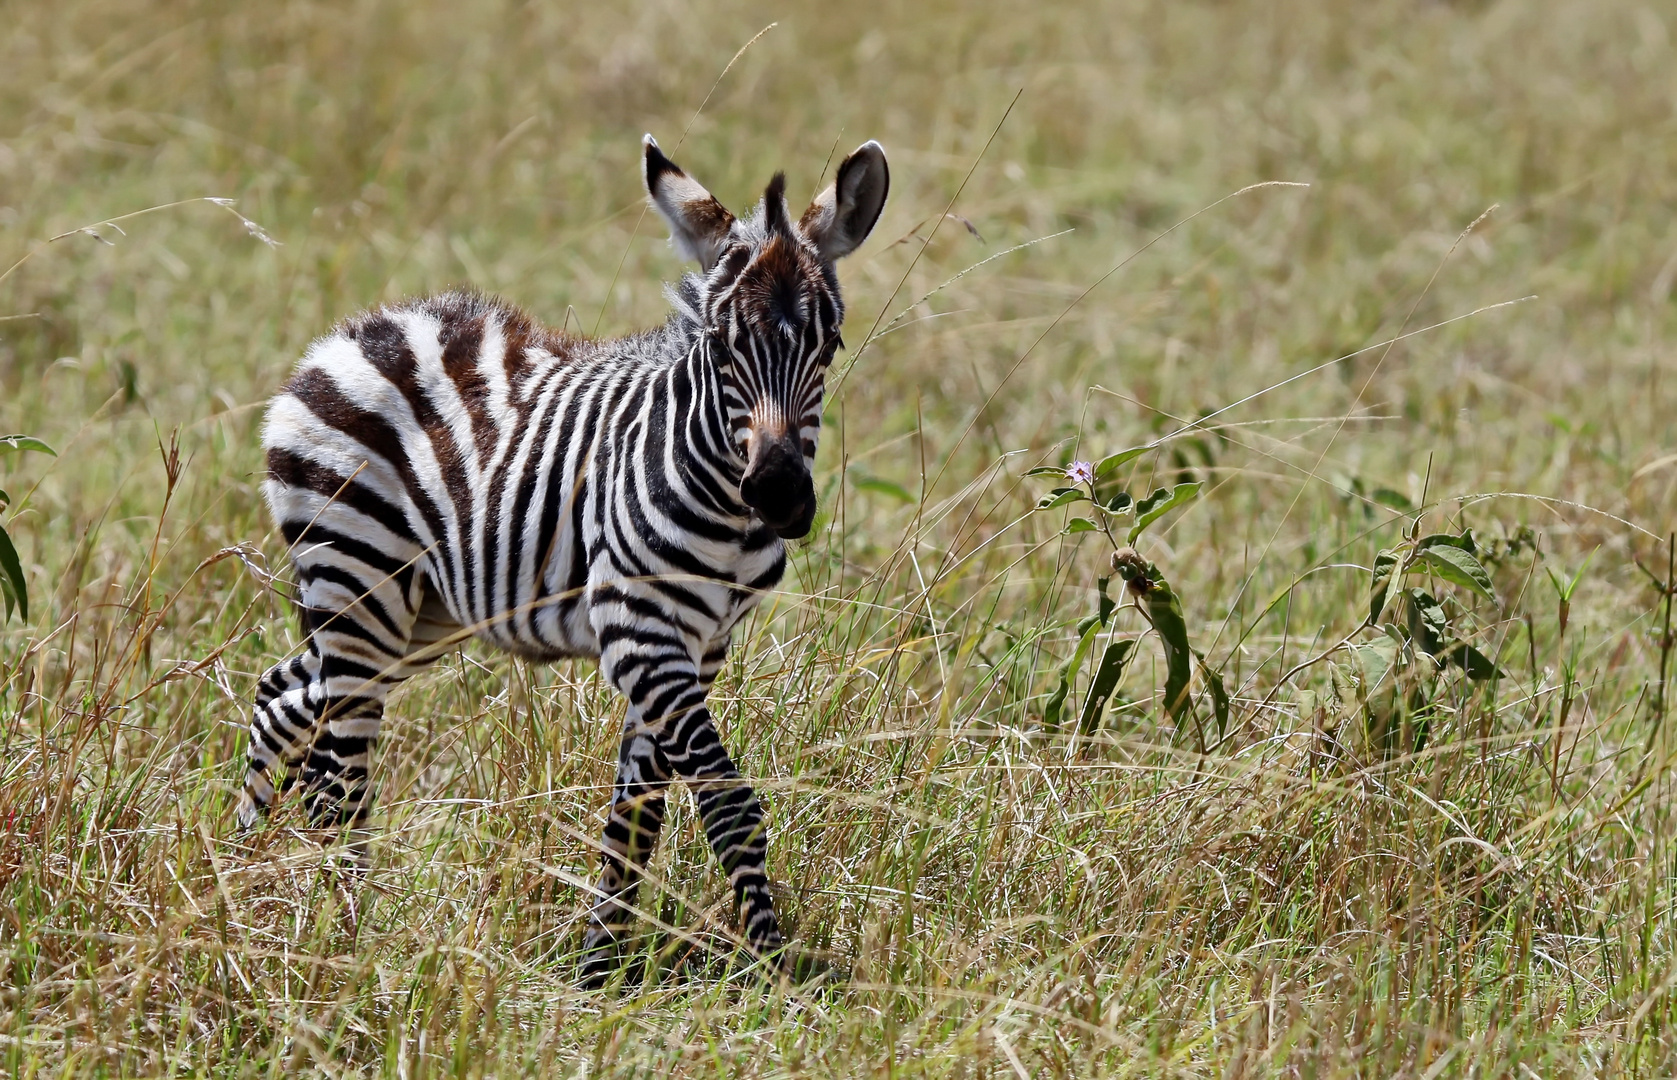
[578,941,626,991]
[234,795,267,832]
[779,946,850,991]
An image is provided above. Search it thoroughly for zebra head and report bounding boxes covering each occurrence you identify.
[643,134,890,539]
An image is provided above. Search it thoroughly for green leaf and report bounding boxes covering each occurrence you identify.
[1371,487,1414,513]
[852,476,916,503]
[1064,517,1099,534]
[1044,619,1103,730]
[1347,638,1399,695]
[1041,675,1070,730]
[1095,446,1149,479]
[1412,544,1495,601]
[0,523,26,623]
[1416,530,1477,554]
[1545,547,1596,604]
[1406,588,1448,657]
[1126,482,1202,544]
[1025,465,1069,478]
[1078,638,1136,736]
[1456,643,1502,681]
[1105,491,1134,514]
[1132,487,1171,517]
[1096,576,1116,626]
[1037,487,1090,510]
[1200,656,1230,740]
[1143,580,1194,721]
[0,487,9,508]
[0,435,55,456]
[1368,547,1402,625]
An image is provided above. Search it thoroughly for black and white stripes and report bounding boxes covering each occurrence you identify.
[238,135,888,981]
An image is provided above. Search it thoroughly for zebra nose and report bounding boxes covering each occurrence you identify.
[741,437,814,538]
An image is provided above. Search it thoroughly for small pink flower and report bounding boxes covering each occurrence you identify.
[1065,460,1095,486]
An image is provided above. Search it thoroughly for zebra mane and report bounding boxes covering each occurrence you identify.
[662,274,708,338]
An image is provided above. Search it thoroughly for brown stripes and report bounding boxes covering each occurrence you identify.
[344,316,476,565]
[437,307,499,462]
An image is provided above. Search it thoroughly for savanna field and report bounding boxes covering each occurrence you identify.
[3,0,1677,1075]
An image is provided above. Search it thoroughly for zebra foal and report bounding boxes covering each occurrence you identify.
[239,135,889,980]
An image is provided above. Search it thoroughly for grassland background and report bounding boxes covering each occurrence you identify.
[3,0,1677,1075]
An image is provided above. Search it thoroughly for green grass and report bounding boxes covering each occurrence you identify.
[3,0,1677,1074]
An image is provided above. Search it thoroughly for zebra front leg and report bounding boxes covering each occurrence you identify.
[652,682,785,969]
[580,722,673,986]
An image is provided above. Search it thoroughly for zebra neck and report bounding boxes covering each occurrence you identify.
[669,335,749,506]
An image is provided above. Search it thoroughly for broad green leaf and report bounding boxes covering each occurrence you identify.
[1412,544,1495,601]
[0,524,26,623]
[1143,580,1194,721]
[1406,588,1448,657]
[1126,482,1202,544]
[0,435,55,456]
[1095,446,1149,478]
[1078,638,1136,736]
[1096,576,1116,626]
[852,476,915,503]
[1064,517,1099,535]
[1105,491,1134,513]
[1371,487,1414,513]
[0,487,9,508]
[1132,487,1172,517]
[1455,643,1502,681]
[1368,547,1402,625]
[1025,465,1069,478]
[1044,619,1103,730]
[1347,638,1399,697]
[1037,487,1090,510]
[1416,530,1477,554]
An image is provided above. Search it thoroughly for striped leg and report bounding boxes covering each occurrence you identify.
[679,704,785,965]
[583,630,783,981]
[580,719,674,983]
[240,554,432,832]
[238,646,326,827]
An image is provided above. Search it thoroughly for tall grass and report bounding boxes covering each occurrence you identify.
[3,0,1676,1074]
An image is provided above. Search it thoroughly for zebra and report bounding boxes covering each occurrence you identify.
[238,134,889,981]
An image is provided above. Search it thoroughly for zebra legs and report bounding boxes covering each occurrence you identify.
[582,650,784,981]
[580,721,674,980]
[238,647,325,827]
[239,562,446,832]
[239,637,396,830]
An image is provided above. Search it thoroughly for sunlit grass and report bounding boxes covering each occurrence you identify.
[3,0,1677,1075]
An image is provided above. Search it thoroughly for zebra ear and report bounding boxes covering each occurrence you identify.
[643,134,736,271]
[800,140,890,261]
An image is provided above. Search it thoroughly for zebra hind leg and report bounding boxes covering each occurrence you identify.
[295,694,383,831]
[238,646,324,829]
[297,584,458,832]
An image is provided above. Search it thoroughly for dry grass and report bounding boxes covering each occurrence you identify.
[3,0,1677,1075]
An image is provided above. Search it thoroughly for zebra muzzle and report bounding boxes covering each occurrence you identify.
[740,436,815,539]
